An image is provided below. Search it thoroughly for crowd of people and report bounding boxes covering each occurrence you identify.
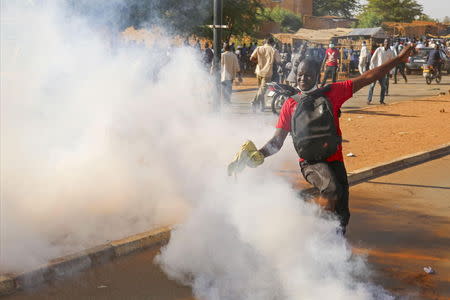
[196,35,449,106]
[228,38,416,235]
[192,35,448,235]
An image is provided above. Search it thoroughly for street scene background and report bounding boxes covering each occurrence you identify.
[1,0,450,299]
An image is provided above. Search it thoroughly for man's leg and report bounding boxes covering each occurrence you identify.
[321,66,331,87]
[258,77,269,110]
[402,68,408,82]
[385,74,390,96]
[331,66,337,83]
[379,76,387,104]
[300,162,342,212]
[394,66,399,84]
[367,81,376,104]
[399,63,407,82]
[358,59,365,74]
[220,81,226,104]
[254,76,263,105]
[300,161,348,229]
[328,161,350,231]
[222,80,232,103]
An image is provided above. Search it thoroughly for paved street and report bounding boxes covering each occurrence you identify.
[230,74,450,115]
[5,155,449,300]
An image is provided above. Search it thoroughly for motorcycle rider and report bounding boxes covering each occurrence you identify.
[427,43,442,76]
[228,44,415,234]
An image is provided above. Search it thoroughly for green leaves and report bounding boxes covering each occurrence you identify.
[356,0,424,27]
[313,0,359,18]
[259,7,302,33]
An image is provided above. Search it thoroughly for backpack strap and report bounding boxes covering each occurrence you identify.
[291,84,332,103]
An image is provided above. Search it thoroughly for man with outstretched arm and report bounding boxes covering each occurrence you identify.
[228,44,415,234]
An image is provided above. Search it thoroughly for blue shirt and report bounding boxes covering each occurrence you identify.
[427,50,441,65]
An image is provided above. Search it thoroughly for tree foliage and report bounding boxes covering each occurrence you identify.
[259,7,302,33]
[313,0,359,18]
[357,0,423,27]
[222,0,264,40]
[70,0,264,39]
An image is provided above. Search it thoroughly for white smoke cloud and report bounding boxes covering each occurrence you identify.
[0,0,276,273]
[1,1,392,299]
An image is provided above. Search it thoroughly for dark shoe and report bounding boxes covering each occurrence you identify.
[367,100,371,105]
[380,101,386,105]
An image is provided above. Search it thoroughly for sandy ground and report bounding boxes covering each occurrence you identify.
[340,94,450,172]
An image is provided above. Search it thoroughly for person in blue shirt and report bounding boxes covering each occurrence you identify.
[427,44,442,74]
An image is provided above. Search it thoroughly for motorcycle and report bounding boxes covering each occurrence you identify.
[423,64,441,85]
[265,82,299,115]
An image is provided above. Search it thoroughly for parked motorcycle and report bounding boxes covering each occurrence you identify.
[423,64,441,85]
[265,82,299,115]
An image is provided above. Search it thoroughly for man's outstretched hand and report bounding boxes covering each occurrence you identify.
[399,44,416,63]
[227,140,264,176]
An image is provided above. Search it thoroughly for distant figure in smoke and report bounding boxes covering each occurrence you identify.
[228,45,415,234]
[221,43,240,104]
[202,42,214,71]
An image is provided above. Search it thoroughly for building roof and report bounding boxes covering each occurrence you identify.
[347,27,387,38]
[276,27,353,43]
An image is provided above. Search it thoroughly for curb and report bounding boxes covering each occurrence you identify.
[0,227,171,296]
[347,143,450,185]
[1,144,449,296]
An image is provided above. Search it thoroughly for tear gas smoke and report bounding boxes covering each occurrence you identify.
[1,1,392,299]
[0,0,281,273]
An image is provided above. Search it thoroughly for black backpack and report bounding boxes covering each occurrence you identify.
[290,85,341,162]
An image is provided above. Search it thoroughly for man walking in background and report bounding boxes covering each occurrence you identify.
[367,39,394,105]
[393,42,408,84]
[250,37,281,111]
[203,42,214,71]
[320,42,340,87]
[221,43,240,104]
[358,41,369,74]
[287,43,308,86]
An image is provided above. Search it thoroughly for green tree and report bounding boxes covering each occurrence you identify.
[71,0,264,39]
[259,7,302,33]
[357,10,385,28]
[222,0,264,40]
[313,0,359,18]
[357,0,423,27]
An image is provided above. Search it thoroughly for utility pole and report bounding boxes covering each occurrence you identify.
[212,0,223,111]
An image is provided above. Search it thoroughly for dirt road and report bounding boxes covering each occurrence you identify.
[5,155,449,300]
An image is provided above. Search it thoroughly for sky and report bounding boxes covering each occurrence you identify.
[416,0,450,20]
[360,0,450,21]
